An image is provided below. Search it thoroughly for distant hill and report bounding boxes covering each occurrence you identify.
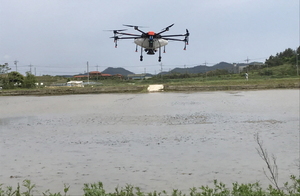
[101,67,134,75]
[162,61,263,75]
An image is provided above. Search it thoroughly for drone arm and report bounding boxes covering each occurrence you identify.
[116,37,140,39]
[135,28,147,35]
[156,24,174,35]
[161,29,189,38]
[111,36,139,48]
[163,38,186,41]
[163,38,188,50]
[116,32,140,36]
[160,34,186,38]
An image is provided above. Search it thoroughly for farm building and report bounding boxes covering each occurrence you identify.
[67,81,84,87]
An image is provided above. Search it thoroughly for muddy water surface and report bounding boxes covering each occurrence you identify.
[0,90,299,195]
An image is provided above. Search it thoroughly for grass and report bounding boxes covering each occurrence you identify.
[1,176,300,196]
[0,77,298,96]
[1,71,299,96]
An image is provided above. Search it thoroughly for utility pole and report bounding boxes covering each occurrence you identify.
[96,65,99,81]
[87,61,89,84]
[245,57,250,64]
[29,64,33,74]
[202,61,207,79]
[245,57,250,72]
[296,48,299,76]
[160,63,163,78]
[14,60,18,72]
[184,64,188,77]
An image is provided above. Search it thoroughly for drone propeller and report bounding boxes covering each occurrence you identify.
[123,24,147,35]
[104,29,128,35]
[123,24,147,28]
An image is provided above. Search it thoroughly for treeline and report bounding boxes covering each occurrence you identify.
[265,47,300,67]
[160,47,300,79]
[154,69,231,80]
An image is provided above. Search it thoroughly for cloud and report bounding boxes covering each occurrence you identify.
[3,55,11,61]
[0,0,298,75]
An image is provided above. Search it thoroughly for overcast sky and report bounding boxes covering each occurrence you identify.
[0,0,299,75]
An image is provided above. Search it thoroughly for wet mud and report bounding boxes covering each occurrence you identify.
[0,90,299,195]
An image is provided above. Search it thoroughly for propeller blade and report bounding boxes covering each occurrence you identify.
[123,24,147,28]
[123,24,147,35]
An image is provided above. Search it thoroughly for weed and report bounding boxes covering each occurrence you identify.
[1,134,300,195]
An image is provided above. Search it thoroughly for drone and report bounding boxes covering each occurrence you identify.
[109,24,189,62]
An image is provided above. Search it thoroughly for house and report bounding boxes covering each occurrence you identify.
[74,71,113,79]
[127,74,146,80]
[74,74,87,79]
[127,74,152,80]
[67,81,84,87]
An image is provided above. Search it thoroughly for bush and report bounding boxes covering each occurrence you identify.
[23,72,37,88]
[1,71,24,89]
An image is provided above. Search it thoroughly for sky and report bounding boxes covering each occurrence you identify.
[0,0,299,75]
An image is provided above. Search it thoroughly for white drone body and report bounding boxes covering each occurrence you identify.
[134,38,168,50]
[110,24,189,62]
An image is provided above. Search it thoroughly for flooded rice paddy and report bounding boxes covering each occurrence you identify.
[0,89,299,195]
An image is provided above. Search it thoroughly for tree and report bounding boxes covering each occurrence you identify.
[0,63,11,74]
[265,47,300,67]
[23,72,37,88]
[3,71,24,89]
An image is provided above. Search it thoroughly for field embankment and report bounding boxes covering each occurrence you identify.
[0,78,298,96]
[164,78,299,91]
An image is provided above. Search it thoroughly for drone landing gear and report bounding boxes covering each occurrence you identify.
[158,47,162,62]
[138,47,163,62]
[140,46,143,61]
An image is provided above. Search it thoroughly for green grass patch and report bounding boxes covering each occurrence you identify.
[2,176,300,196]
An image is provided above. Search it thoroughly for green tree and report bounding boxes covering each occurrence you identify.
[23,72,37,88]
[265,47,300,67]
[0,63,11,74]
[3,71,24,89]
